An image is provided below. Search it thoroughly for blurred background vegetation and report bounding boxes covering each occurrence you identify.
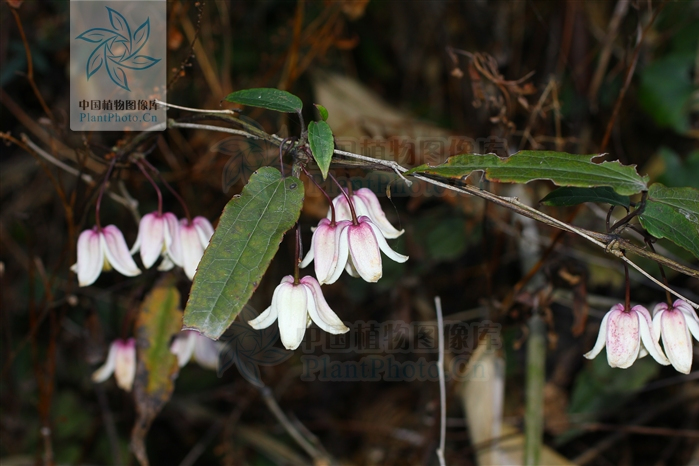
[1,1,698,464]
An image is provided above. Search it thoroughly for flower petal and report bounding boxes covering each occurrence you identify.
[101,226,141,277]
[248,277,293,329]
[660,309,693,374]
[158,255,175,271]
[192,216,214,246]
[347,219,382,282]
[193,334,219,370]
[136,212,165,269]
[277,284,308,350]
[324,222,351,284]
[329,195,353,222]
[170,331,197,367]
[355,188,404,238]
[75,228,104,287]
[113,338,136,391]
[165,215,183,266]
[180,222,205,280]
[365,219,408,263]
[301,276,349,334]
[635,305,669,366]
[583,306,611,360]
[312,220,342,283]
[606,307,640,368]
[92,339,118,382]
[248,306,278,330]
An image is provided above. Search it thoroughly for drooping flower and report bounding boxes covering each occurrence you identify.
[336,216,408,283]
[584,303,669,369]
[92,338,137,391]
[170,330,220,370]
[300,218,352,284]
[248,275,349,350]
[169,216,214,280]
[652,299,699,374]
[328,188,404,238]
[130,212,179,269]
[72,225,141,287]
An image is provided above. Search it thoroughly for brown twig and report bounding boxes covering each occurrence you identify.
[9,7,55,123]
[600,0,668,152]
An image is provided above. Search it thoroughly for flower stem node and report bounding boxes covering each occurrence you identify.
[72,225,141,287]
[92,338,137,392]
[652,299,699,374]
[248,275,349,350]
[584,303,670,369]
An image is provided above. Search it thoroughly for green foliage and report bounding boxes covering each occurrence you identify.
[406,151,649,196]
[314,103,329,121]
[184,167,305,339]
[225,88,303,113]
[639,184,699,259]
[540,186,630,208]
[308,120,334,180]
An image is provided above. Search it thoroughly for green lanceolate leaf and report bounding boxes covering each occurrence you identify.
[131,277,182,466]
[184,167,305,339]
[314,103,329,121]
[540,186,630,208]
[639,184,699,259]
[406,151,649,196]
[225,88,303,113]
[308,120,334,179]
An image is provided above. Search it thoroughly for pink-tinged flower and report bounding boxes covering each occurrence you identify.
[584,303,669,368]
[248,275,349,350]
[300,218,352,284]
[328,188,404,239]
[71,225,141,287]
[92,338,137,391]
[652,300,699,374]
[130,212,179,269]
[169,216,214,280]
[170,330,220,370]
[336,216,408,283]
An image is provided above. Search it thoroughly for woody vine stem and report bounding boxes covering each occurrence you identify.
[19,99,699,309]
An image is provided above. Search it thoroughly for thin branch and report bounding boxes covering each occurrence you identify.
[143,102,699,307]
[434,297,447,466]
[157,99,238,116]
[259,386,330,463]
[169,121,261,140]
[22,134,95,186]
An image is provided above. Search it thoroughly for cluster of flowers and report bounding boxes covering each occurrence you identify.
[584,299,699,374]
[72,213,214,286]
[248,188,409,350]
[92,331,219,392]
[90,188,409,389]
